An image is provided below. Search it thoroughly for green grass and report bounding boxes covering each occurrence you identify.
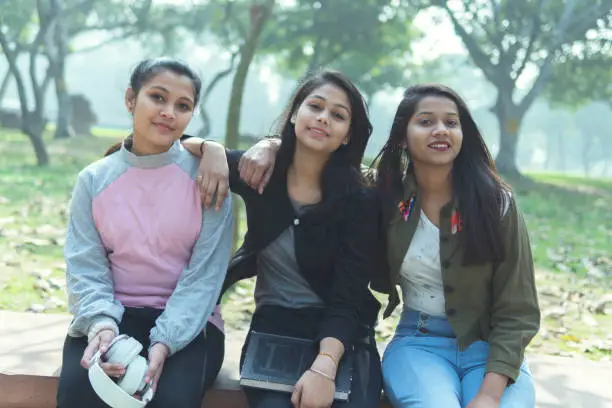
[0,129,121,312]
[0,128,610,359]
[517,173,612,277]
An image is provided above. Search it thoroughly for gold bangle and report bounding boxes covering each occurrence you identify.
[308,368,335,382]
[317,352,339,370]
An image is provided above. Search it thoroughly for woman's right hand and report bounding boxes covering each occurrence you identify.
[81,329,125,377]
[239,138,280,194]
[196,141,230,210]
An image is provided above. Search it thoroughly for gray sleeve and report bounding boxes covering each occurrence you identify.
[149,194,234,355]
[64,170,124,339]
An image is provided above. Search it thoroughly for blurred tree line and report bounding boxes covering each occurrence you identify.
[0,0,610,177]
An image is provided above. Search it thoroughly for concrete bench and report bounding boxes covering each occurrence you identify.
[0,311,391,408]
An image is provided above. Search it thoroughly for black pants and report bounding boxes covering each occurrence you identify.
[239,305,383,408]
[57,307,225,408]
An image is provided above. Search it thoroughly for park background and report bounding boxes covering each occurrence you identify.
[0,0,611,363]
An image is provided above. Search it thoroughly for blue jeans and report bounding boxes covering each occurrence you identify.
[382,309,535,408]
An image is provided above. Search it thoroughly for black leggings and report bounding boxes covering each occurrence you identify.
[240,305,383,408]
[56,307,224,408]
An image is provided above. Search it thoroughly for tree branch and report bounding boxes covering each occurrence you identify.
[198,50,239,137]
[476,0,503,51]
[512,1,543,81]
[203,50,239,102]
[0,31,30,119]
[71,27,141,53]
[67,21,133,37]
[305,35,323,75]
[63,0,101,17]
[518,0,577,114]
[441,1,497,83]
[30,0,59,116]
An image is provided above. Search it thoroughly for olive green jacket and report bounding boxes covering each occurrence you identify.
[374,175,540,382]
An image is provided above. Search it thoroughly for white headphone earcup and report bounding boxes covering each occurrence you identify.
[118,355,148,396]
[105,336,142,366]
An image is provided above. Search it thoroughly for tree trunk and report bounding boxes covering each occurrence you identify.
[225,0,275,149]
[557,128,566,172]
[52,0,73,139]
[24,115,49,166]
[225,0,275,249]
[197,52,238,139]
[545,130,553,171]
[581,131,591,177]
[0,70,11,105]
[53,75,73,139]
[493,96,524,178]
[196,110,211,139]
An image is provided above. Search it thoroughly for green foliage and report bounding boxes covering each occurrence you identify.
[545,57,612,111]
[0,0,38,44]
[411,0,612,97]
[258,0,419,94]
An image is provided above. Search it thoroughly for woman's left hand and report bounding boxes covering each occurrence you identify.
[291,369,335,408]
[466,392,500,408]
[145,343,170,392]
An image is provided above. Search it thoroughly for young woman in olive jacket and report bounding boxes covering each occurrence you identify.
[369,84,539,408]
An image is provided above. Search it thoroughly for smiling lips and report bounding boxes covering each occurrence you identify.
[309,126,329,138]
[428,141,450,151]
[154,122,174,132]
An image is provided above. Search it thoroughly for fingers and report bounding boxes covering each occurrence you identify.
[247,165,266,192]
[215,180,229,211]
[144,362,157,388]
[145,358,163,392]
[100,362,125,378]
[258,166,274,195]
[198,174,229,210]
[197,174,213,209]
[240,159,268,193]
[291,384,301,408]
[98,333,113,354]
[239,158,253,185]
[81,336,100,368]
[152,364,163,392]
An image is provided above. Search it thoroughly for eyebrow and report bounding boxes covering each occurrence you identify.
[149,85,194,104]
[415,111,458,117]
[311,95,351,116]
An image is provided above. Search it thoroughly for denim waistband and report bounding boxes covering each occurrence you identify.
[395,308,456,338]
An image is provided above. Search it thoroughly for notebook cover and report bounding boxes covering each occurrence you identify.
[239,331,352,401]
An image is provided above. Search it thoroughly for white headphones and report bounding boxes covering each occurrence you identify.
[88,335,154,408]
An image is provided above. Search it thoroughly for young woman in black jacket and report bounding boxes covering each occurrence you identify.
[184,69,382,408]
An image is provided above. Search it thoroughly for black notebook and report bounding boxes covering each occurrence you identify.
[240,331,353,401]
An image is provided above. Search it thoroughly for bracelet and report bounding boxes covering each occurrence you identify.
[199,140,206,156]
[308,368,335,382]
[317,352,339,370]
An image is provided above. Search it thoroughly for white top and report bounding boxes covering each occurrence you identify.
[399,210,446,316]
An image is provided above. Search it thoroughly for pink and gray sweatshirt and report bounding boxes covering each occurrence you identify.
[64,140,233,355]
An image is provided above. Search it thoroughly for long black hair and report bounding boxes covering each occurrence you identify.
[105,58,202,156]
[272,69,373,206]
[371,84,510,265]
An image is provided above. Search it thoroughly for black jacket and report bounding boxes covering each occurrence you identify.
[222,149,381,350]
